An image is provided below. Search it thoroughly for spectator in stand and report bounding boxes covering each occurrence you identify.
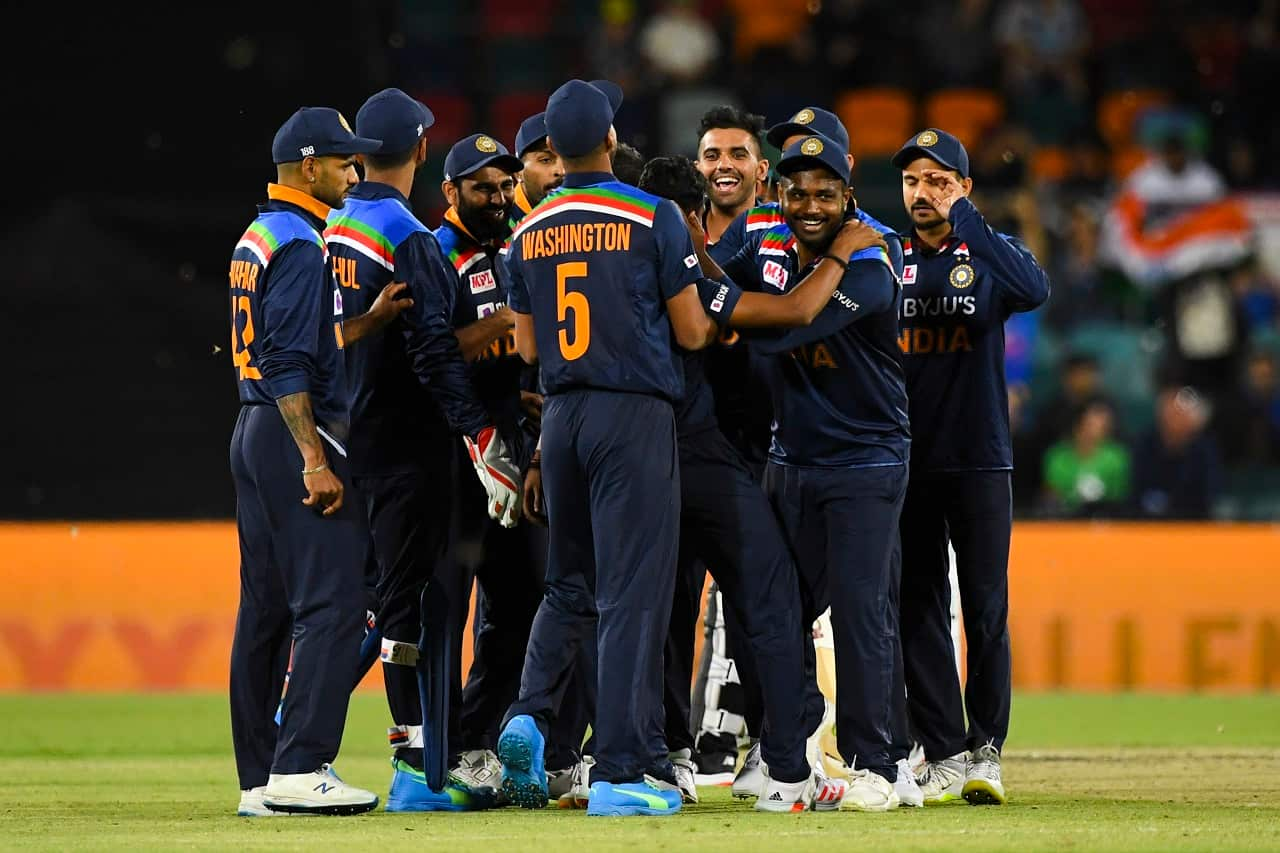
[995,0,1089,140]
[1231,257,1279,333]
[1124,115,1226,225]
[921,0,997,87]
[1215,350,1280,466]
[1045,202,1108,329]
[1042,398,1131,517]
[968,124,1051,262]
[1131,384,1222,519]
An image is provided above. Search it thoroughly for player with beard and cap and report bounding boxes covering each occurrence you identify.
[495,78,717,818]
[692,130,912,812]
[510,112,564,230]
[891,129,1048,807]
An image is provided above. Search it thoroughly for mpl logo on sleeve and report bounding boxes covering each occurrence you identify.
[903,264,917,285]
[469,269,497,294]
[762,260,789,290]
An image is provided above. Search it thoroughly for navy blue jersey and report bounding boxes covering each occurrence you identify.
[229,184,350,441]
[897,197,1050,472]
[435,209,525,434]
[720,209,910,468]
[505,172,700,401]
[325,182,490,474]
[709,202,784,266]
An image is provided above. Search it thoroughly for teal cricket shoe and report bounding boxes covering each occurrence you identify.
[385,758,481,812]
[497,715,548,809]
[586,780,682,817]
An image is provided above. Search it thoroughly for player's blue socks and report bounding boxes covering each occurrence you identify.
[386,758,483,812]
[585,780,682,817]
[497,715,548,809]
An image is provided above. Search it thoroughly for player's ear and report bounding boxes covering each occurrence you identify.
[960,176,974,196]
[441,180,459,207]
[756,157,769,183]
[416,135,429,166]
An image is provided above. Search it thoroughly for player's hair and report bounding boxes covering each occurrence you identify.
[365,145,418,171]
[698,105,766,156]
[638,156,708,217]
[611,141,646,185]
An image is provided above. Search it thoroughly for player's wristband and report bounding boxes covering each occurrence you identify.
[301,463,329,476]
[821,254,850,271]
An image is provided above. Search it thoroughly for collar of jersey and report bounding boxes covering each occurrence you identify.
[513,183,534,215]
[267,183,331,223]
[347,180,411,208]
[561,171,614,188]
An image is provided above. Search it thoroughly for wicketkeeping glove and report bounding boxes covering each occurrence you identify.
[464,426,522,528]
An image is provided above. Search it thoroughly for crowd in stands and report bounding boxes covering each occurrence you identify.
[396,0,1280,518]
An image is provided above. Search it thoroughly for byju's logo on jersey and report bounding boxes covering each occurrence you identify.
[763,260,789,290]
[469,269,497,294]
[903,264,918,285]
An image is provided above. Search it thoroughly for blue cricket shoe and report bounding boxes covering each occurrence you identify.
[386,758,482,812]
[497,715,548,809]
[585,780,682,816]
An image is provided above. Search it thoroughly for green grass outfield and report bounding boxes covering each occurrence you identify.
[2,692,1278,851]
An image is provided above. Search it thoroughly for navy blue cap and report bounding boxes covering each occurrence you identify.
[515,112,548,158]
[891,128,970,178]
[355,88,434,155]
[766,107,850,155]
[545,79,624,158]
[443,133,524,181]
[271,107,382,164]
[776,132,850,184]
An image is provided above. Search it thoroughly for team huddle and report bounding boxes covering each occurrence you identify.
[226,77,1049,819]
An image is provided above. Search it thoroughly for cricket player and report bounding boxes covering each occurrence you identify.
[326,89,522,811]
[892,129,1050,805]
[510,112,565,230]
[432,132,547,790]
[641,155,887,812]
[495,78,717,818]
[228,106,382,816]
[706,132,911,812]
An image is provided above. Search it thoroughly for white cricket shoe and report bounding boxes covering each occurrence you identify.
[237,786,278,817]
[262,764,379,815]
[754,770,813,813]
[670,749,700,804]
[894,758,924,807]
[731,741,766,799]
[917,753,966,804]
[963,743,1007,805]
[839,769,900,812]
[450,748,502,796]
[557,755,593,809]
[809,762,847,812]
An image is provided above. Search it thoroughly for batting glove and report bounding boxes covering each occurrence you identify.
[464,426,522,528]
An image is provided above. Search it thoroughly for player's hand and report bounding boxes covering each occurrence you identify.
[522,458,547,526]
[684,208,708,248]
[830,220,887,259]
[919,169,967,220]
[464,426,522,528]
[368,281,415,328]
[520,391,544,424]
[301,464,345,516]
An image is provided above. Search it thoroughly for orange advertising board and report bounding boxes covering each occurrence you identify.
[0,521,1277,692]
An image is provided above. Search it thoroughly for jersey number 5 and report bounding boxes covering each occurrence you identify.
[556,261,590,361]
[231,295,262,380]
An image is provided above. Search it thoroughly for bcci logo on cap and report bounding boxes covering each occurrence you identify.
[801,137,824,156]
[475,136,498,153]
[337,113,353,133]
[916,130,939,147]
[793,108,816,125]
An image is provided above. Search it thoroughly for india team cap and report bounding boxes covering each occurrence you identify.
[545,79,624,158]
[776,132,851,184]
[443,133,524,181]
[766,107,850,155]
[515,112,549,158]
[891,128,970,178]
[271,107,382,164]
[355,88,435,155]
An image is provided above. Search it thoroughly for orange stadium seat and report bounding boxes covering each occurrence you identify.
[1096,89,1168,151]
[412,92,473,150]
[834,88,916,157]
[725,0,812,61]
[1110,145,1150,180]
[923,89,1005,150]
[491,92,549,153]
[1031,146,1072,183]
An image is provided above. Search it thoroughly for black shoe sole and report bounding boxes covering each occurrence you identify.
[264,799,379,816]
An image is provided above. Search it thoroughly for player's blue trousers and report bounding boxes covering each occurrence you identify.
[664,427,818,783]
[229,405,366,788]
[764,461,908,781]
[899,470,1012,758]
[505,390,680,784]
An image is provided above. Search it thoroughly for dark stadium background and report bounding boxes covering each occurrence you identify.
[8,1,1280,519]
